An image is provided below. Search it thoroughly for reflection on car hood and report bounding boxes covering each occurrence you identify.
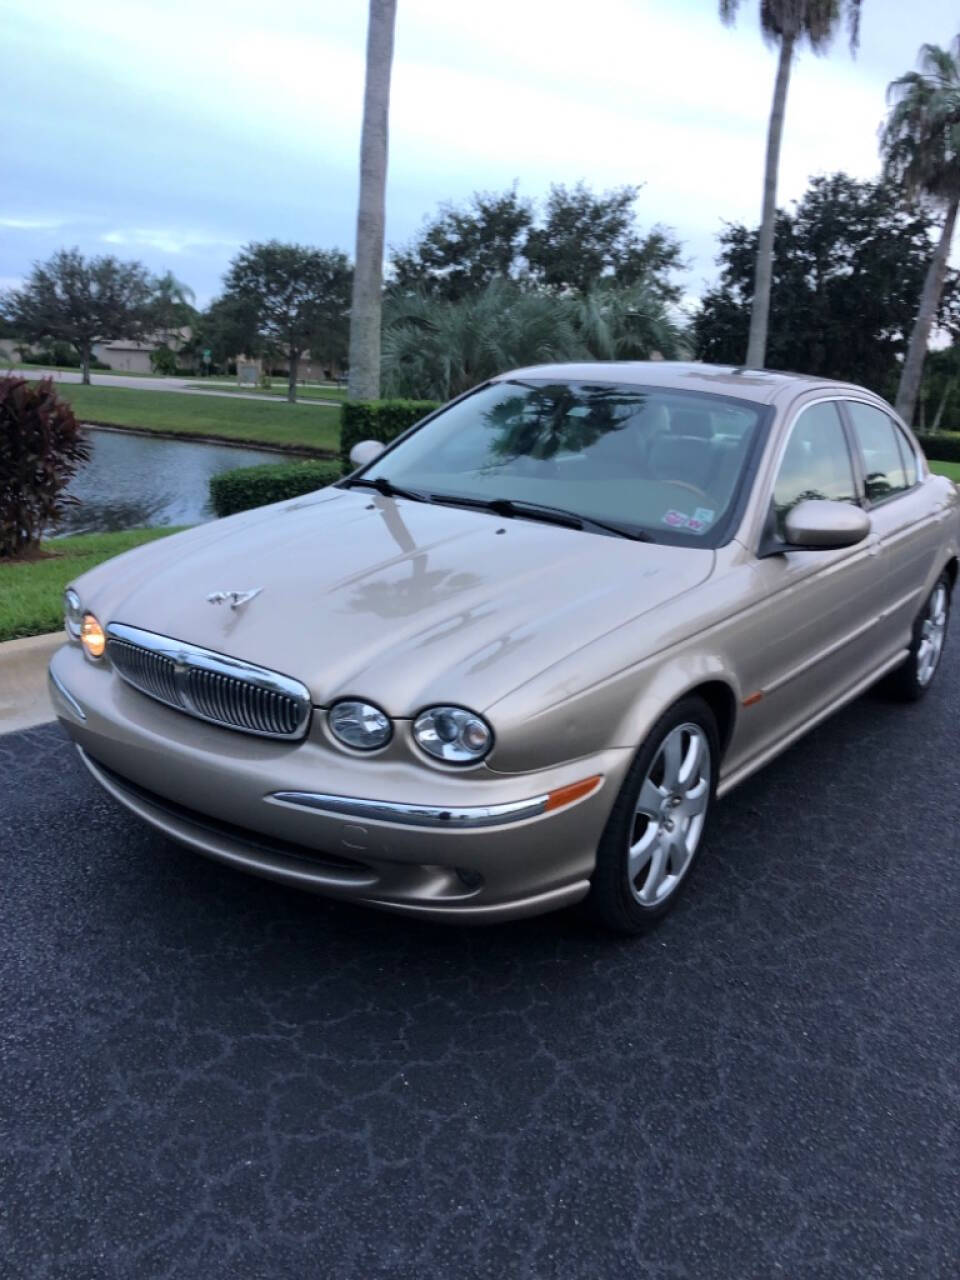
[76,487,715,713]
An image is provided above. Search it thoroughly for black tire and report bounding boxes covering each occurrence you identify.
[883,571,952,703]
[587,695,719,935]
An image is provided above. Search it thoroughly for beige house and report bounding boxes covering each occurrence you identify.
[92,326,192,373]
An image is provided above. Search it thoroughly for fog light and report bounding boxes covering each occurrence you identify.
[81,614,106,659]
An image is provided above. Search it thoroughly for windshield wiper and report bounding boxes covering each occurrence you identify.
[343,476,432,503]
[430,493,654,542]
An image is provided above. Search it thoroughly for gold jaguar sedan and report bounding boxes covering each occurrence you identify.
[49,363,959,932]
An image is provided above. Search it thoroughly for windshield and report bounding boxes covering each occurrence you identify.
[362,380,767,544]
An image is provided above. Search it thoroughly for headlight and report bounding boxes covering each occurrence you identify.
[328,700,392,750]
[64,588,83,641]
[80,613,106,660]
[413,706,493,764]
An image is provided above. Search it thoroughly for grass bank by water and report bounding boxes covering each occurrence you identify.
[0,528,182,642]
[55,385,340,453]
[929,459,960,483]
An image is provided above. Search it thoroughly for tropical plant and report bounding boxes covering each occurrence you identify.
[381,280,681,401]
[220,242,352,402]
[719,1,862,368]
[3,249,155,384]
[0,376,90,558]
[693,173,960,394]
[881,37,960,426]
[152,270,196,348]
[347,0,398,400]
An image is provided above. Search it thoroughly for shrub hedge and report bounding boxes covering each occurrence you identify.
[340,399,440,472]
[921,433,960,463]
[209,459,343,517]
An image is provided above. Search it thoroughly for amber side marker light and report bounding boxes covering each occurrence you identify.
[544,775,603,813]
[81,614,106,659]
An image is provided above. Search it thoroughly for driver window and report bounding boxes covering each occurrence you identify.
[772,402,857,537]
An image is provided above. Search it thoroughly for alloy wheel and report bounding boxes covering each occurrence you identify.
[917,583,948,687]
[627,722,711,906]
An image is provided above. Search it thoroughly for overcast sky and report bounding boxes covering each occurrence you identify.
[3,0,957,310]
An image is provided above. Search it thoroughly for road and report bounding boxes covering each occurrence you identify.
[1,644,958,1279]
[12,366,339,406]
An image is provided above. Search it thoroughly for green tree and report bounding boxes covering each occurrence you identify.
[525,182,683,301]
[347,0,398,400]
[221,242,352,402]
[4,248,154,384]
[390,187,534,300]
[693,173,960,393]
[881,37,960,426]
[390,182,683,303]
[719,1,863,368]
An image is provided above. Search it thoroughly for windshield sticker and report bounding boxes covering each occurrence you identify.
[663,508,714,534]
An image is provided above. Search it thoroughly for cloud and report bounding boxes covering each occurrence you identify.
[100,228,243,255]
[0,215,67,231]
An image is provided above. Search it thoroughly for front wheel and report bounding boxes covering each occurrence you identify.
[884,572,951,702]
[588,696,718,934]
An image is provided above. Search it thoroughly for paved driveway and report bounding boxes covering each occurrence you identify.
[1,645,957,1279]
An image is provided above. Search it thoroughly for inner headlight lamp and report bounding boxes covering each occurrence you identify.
[413,706,493,763]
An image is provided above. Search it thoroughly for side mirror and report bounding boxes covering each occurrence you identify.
[349,439,386,468]
[783,499,870,550]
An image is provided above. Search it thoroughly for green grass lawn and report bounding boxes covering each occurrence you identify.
[928,459,960,483]
[0,528,183,642]
[56,384,340,453]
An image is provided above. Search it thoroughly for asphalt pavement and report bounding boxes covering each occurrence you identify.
[1,641,958,1279]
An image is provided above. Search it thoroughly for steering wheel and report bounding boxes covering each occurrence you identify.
[665,480,711,503]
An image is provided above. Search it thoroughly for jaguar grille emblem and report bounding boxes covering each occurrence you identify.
[206,587,264,611]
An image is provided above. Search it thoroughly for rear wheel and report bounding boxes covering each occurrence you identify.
[588,697,718,934]
[884,572,951,702]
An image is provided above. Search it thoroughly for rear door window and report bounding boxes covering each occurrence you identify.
[845,402,909,503]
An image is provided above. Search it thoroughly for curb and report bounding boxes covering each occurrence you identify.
[0,631,63,734]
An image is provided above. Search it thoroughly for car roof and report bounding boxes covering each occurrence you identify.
[494,361,867,406]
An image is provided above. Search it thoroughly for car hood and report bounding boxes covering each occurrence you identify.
[77,488,714,714]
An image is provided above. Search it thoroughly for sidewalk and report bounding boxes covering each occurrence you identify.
[0,632,61,734]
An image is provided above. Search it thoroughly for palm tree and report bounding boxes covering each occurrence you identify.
[153,270,196,350]
[881,38,960,427]
[720,1,862,368]
[347,0,398,401]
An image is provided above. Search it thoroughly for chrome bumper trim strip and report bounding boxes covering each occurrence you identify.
[268,790,551,829]
[48,666,86,720]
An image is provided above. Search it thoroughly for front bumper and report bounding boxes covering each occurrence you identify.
[49,645,632,922]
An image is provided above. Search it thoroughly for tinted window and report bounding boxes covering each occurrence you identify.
[846,402,908,502]
[772,402,856,536]
[365,380,766,544]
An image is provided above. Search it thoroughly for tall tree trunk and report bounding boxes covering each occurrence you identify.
[931,378,956,433]
[746,33,794,369]
[347,0,397,402]
[81,341,91,386]
[895,194,960,426]
[287,351,299,403]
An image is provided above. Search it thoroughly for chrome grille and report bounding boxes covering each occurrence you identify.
[106,622,311,740]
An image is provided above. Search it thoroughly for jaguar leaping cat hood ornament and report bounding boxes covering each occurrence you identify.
[206,588,264,611]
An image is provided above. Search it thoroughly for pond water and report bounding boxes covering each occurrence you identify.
[58,428,301,535]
